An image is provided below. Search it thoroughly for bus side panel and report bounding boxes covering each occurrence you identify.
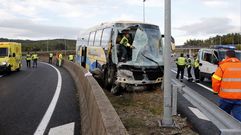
[76,46,82,65]
[86,47,107,72]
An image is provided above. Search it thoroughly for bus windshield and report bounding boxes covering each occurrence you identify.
[118,24,163,67]
[0,48,8,57]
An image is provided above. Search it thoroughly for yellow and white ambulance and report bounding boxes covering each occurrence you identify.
[0,42,22,73]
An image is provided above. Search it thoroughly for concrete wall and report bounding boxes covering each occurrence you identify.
[61,60,128,135]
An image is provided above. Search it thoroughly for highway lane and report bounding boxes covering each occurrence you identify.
[0,61,80,135]
[170,69,222,134]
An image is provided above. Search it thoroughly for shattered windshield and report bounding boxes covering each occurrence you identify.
[0,48,8,57]
[116,24,163,67]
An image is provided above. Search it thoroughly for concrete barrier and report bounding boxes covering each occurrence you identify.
[62,60,128,135]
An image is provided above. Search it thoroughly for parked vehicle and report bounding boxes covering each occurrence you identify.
[198,46,241,81]
[0,42,22,73]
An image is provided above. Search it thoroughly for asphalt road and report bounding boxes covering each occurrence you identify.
[0,61,80,135]
[170,57,226,134]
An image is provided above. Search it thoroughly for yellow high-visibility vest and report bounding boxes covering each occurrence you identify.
[49,53,53,58]
[68,55,74,61]
[59,54,63,60]
[193,58,199,68]
[32,54,38,60]
[177,57,186,66]
[26,54,31,60]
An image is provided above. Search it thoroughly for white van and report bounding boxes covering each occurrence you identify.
[198,48,241,81]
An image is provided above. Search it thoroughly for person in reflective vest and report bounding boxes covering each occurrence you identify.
[186,54,193,81]
[58,53,63,67]
[212,50,241,122]
[32,52,38,68]
[193,54,200,83]
[49,52,53,64]
[119,33,133,61]
[176,53,186,82]
[25,52,31,68]
[68,54,74,62]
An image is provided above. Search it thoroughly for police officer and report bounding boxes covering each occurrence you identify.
[26,52,31,68]
[68,54,74,62]
[186,54,193,81]
[176,53,186,82]
[49,52,53,64]
[32,52,38,68]
[58,52,63,67]
[193,54,200,83]
[212,50,241,122]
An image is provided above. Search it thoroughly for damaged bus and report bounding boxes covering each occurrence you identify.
[76,21,168,94]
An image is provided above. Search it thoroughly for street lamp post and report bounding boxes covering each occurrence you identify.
[143,0,146,22]
[160,0,174,127]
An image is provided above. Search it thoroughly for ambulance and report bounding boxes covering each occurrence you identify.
[0,42,22,73]
[198,45,241,81]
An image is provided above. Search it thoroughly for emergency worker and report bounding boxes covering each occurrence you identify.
[119,33,133,61]
[55,52,59,66]
[68,54,74,62]
[58,52,63,67]
[32,52,38,68]
[26,52,31,68]
[186,54,193,81]
[193,54,200,83]
[176,53,186,82]
[212,50,241,122]
[49,52,53,64]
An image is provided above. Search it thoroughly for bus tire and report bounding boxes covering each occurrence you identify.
[104,65,116,90]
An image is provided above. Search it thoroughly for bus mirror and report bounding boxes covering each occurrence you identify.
[13,53,16,57]
[9,54,12,57]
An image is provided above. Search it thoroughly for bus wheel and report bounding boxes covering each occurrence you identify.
[104,66,115,90]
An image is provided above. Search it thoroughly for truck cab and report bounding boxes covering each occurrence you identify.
[0,42,22,73]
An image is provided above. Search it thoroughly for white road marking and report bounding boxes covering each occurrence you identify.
[34,62,62,135]
[188,107,210,121]
[48,122,75,135]
[171,69,213,92]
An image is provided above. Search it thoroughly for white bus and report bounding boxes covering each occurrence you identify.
[76,21,167,94]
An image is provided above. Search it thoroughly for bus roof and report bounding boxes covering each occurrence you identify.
[80,20,159,35]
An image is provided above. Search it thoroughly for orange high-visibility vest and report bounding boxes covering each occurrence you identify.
[212,57,241,99]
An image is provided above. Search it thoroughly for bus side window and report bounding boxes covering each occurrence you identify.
[94,30,103,46]
[88,32,96,46]
[101,28,112,49]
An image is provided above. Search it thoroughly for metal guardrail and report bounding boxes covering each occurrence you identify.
[171,79,241,135]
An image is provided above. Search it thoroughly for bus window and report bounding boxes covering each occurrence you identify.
[101,28,112,49]
[88,32,96,46]
[94,30,103,46]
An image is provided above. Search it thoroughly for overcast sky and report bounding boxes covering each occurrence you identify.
[0,0,240,45]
